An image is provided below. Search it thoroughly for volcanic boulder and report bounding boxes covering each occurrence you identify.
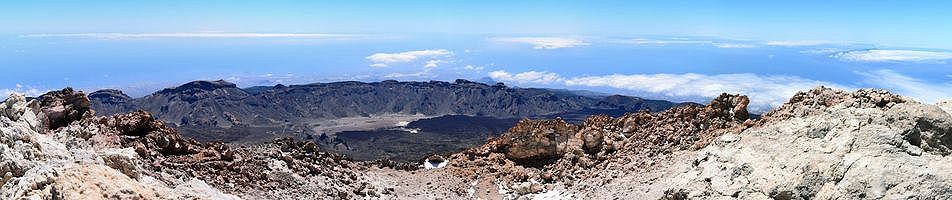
[36,87,94,130]
[489,119,578,166]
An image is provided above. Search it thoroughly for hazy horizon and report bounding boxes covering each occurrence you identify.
[3,1,951,111]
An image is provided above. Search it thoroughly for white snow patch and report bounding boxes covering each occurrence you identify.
[467,174,480,197]
[423,158,447,169]
[497,181,510,195]
[526,188,568,200]
[395,121,410,127]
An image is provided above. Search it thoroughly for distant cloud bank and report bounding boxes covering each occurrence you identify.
[20,32,369,40]
[623,38,713,45]
[490,37,589,49]
[564,73,846,111]
[487,70,843,111]
[489,68,951,112]
[1,84,48,98]
[855,69,952,103]
[832,49,952,63]
[488,70,562,84]
[491,37,763,49]
[714,43,758,48]
[764,40,846,46]
[365,49,452,67]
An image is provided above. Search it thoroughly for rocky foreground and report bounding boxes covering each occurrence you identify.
[2,87,952,199]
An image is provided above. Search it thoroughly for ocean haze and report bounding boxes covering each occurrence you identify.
[3,34,950,112]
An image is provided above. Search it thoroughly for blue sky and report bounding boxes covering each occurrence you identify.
[2,1,952,111]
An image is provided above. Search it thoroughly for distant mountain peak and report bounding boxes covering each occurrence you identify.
[453,79,481,85]
[89,89,129,98]
[88,89,132,103]
[603,94,644,102]
[157,80,238,95]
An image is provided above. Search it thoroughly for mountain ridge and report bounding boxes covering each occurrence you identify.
[89,79,698,143]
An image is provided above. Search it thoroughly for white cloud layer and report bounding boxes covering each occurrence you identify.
[20,32,366,40]
[764,40,844,46]
[564,73,846,111]
[365,49,452,67]
[714,43,758,48]
[424,60,443,69]
[1,85,48,98]
[384,71,435,78]
[463,65,484,71]
[488,70,563,84]
[624,39,713,45]
[617,39,756,49]
[832,49,952,63]
[799,48,847,55]
[489,69,952,112]
[489,70,848,112]
[490,37,589,49]
[856,69,952,103]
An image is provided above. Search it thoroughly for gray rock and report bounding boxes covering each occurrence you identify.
[98,148,140,179]
[1,91,238,199]
[661,88,952,199]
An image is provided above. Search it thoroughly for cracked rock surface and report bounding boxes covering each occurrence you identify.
[656,87,952,199]
[1,91,237,199]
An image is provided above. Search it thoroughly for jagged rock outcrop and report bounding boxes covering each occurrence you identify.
[108,110,203,157]
[0,92,238,199]
[480,93,751,168]
[443,93,753,199]
[707,93,751,121]
[654,87,952,199]
[489,118,579,166]
[36,87,94,130]
[938,100,952,115]
[585,88,951,200]
[2,89,393,199]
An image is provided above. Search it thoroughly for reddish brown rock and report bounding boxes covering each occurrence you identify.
[457,92,753,188]
[36,88,94,130]
[485,118,578,166]
[760,86,909,123]
[706,93,750,121]
[96,110,202,158]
